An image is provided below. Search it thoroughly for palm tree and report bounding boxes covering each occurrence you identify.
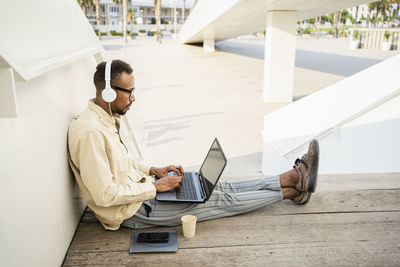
[182,0,185,24]
[367,2,376,26]
[332,11,340,38]
[355,5,360,23]
[316,16,321,39]
[368,0,391,27]
[128,8,135,35]
[379,0,391,23]
[113,0,130,43]
[390,0,400,19]
[94,0,101,39]
[122,0,128,43]
[192,0,198,11]
[153,0,162,43]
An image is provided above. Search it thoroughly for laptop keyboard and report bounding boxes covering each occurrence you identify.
[176,173,198,200]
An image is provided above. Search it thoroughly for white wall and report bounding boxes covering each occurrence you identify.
[0,57,96,267]
[0,1,103,265]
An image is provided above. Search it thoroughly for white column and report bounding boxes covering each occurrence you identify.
[203,38,215,52]
[263,11,297,103]
[203,28,215,52]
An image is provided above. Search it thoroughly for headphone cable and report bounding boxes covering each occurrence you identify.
[108,102,115,122]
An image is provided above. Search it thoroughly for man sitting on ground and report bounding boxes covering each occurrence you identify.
[68,59,319,230]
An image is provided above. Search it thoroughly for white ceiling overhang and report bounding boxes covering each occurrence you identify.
[180,0,375,43]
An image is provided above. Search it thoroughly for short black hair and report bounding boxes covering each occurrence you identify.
[93,59,133,91]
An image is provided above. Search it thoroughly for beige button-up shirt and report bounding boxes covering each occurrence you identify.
[68,100,156,230]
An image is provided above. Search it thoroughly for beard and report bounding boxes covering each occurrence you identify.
[116,103,132,115]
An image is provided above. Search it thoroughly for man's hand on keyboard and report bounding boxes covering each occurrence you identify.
[149,165,184,178]
[152,176,183,192]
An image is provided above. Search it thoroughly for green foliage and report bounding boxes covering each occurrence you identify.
[301,28,312,34]
[339,31,347,38]
[112,0,132,4]
[161,18,169,24]
[321,15,330,23]
[77,0,94,6]
[307,18,315,24]
[110,30,123,36]
[329,13,334,23]
[94,29,107,36]
[367,0,391,24]
[139,29,146,33]
[384,30,391,41]
[328,29,334,35]
[340,10,350,24]
[341,10,349,17]
[389,15,397,22]
[151,18,156,24]
[352,30,359,41]
[170,29,177,33]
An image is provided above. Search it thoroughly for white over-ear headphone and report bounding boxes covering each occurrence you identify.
[102,61,117,102]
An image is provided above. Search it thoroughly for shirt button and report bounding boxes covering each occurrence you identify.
[140,177,146,183]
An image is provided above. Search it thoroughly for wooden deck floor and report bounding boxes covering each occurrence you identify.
[63,174,400,266]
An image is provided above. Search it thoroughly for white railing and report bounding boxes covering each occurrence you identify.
[354,28,400,51]
[92,24,182,34]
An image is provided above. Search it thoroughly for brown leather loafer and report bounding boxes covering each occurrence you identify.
[294,139,319,193]
[291,191,311,205]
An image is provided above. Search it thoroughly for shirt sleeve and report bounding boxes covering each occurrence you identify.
[77,131,156,207]
[129,157,152,176]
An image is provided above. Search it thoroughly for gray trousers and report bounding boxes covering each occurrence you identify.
[122,175,283,229]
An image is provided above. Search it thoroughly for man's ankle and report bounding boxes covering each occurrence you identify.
[282,187,300,200]
[280,169,300,188]
[289,168,300,187]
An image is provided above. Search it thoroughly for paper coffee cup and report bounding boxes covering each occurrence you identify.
[181,215,197,238]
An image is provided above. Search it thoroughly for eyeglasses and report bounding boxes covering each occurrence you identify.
[111,85,135,98]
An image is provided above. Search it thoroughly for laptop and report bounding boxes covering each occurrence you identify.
[156,138,227,203]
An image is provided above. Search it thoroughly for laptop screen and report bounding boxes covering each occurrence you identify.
[199,138,227,199]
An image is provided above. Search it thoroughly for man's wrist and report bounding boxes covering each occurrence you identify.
[149,167,158,176]
[152,181,158,191]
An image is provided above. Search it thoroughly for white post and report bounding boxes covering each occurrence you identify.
[203,28,215,52]
[173,0,177,40]
[263,11,297,103]
[203,39,215,52]
[122,0,127,43]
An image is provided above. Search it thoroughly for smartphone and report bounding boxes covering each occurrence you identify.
[137,232,169,243]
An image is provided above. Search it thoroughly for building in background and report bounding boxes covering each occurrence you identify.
[84,0,194,27]
[347,3,399,23]
[347,4,371,21]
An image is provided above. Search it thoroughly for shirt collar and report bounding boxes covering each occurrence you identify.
[88,99,121,129]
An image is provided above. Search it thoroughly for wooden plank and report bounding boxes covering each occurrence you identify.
[64,241,400,267]
[66,210,400,254]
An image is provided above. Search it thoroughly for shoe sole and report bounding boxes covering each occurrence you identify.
[295,191,312,205]
[308,139,319,193]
